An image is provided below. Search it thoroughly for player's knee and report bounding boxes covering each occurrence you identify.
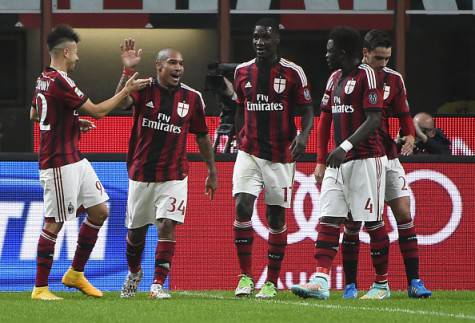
[235,198,253,221]
[157,219,177,237]
[393,209,411,223]
[389,197,411,223]
[43,221,63,235]
[87,203,109,225]
[128,226,148,244]
[266,206,285,230]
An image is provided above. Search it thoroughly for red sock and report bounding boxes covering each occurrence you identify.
[266,226,288,285]
[71,219,101,272]
[342,221,361,286]
[35,229,57,287]
[315,221,341,273]
[397,219,420,283]
[233,220,254,277]
[365,221,389,283]
[126,236,145,274]
[153,240,175,285]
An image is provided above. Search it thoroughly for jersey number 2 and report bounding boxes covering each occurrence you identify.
[36,93,50,131]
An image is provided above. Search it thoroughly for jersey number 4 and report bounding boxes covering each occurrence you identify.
[364,198,373,214]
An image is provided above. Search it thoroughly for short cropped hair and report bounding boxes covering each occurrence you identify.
[254,17,282,34]
[329,26,362,59]
[364,29,392,50]
[47,25,80,51]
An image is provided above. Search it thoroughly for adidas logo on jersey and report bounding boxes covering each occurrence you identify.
[245,81,252,88]
[146,101,154,108]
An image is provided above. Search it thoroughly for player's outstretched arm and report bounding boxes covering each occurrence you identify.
[115,38,144,109]
[80,73,150,119]
[196,133,217,200]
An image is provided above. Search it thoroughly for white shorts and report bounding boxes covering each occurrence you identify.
[320,156,388,221]
[125,177,188,229]
[232,150,295,208]
[385,158,410,202]
[39,159,109,222]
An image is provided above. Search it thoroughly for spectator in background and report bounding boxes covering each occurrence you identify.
[413,112,451,155]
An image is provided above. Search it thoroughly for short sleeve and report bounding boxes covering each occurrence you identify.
[320,74,336,113]
[391,75,410,114]
[361,67,384,111]
[234,67,245,106]
[294,68,313,106]
[57,74,88,110]
[129,90,143,112]
[189,92,208,135]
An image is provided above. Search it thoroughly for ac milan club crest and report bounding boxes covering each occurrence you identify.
[383,85,391,100]
[177,101,189,117]
[344,79,356,94]
[273,77,286,94]
[368,91,378,105]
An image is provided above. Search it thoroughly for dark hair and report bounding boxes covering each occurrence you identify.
[254,17,282,34]
[47,24,80,51]
[329,26,362,59]
[364,29,392,50]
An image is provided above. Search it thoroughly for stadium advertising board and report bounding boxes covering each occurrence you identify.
[0,161,473,291]
[33,117,475,155]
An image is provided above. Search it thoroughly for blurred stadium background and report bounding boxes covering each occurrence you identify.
[0,0,474,294]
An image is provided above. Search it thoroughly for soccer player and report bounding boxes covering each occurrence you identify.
[340,29,432,299]
[30,25,150,300]
[232,18,314,298]
[116,39,217,299]
[291,26,386,300]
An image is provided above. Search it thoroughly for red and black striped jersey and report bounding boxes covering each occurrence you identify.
[379,67,415,159]
[31,67,88,170]
[234,58,312,163]
[320,64,385,162]
[127,81,208,182]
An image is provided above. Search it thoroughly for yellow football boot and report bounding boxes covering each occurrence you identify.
[62,267,103,298]
[31,286,63,300]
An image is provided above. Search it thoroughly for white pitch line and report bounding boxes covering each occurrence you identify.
[175,291,475,321]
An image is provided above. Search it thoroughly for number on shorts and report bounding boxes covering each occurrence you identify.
[364,198,373,213]
[282,186,292,203]
[167,197,186,215]
[399,176,408,190]
[36,93,51,131]
[95,181,103,195]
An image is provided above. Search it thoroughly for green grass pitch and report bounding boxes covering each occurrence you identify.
[1,291,474,323]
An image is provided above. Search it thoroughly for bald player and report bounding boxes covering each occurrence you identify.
[115,40,217,299]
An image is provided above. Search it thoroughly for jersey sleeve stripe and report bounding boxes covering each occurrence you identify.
[181,83,206,111]
[326,70,340,90]
[234,59,255,79]
[280,58,308,86]
[58,71,76,88]
[383,67,407,92]
[359,64,376,89]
